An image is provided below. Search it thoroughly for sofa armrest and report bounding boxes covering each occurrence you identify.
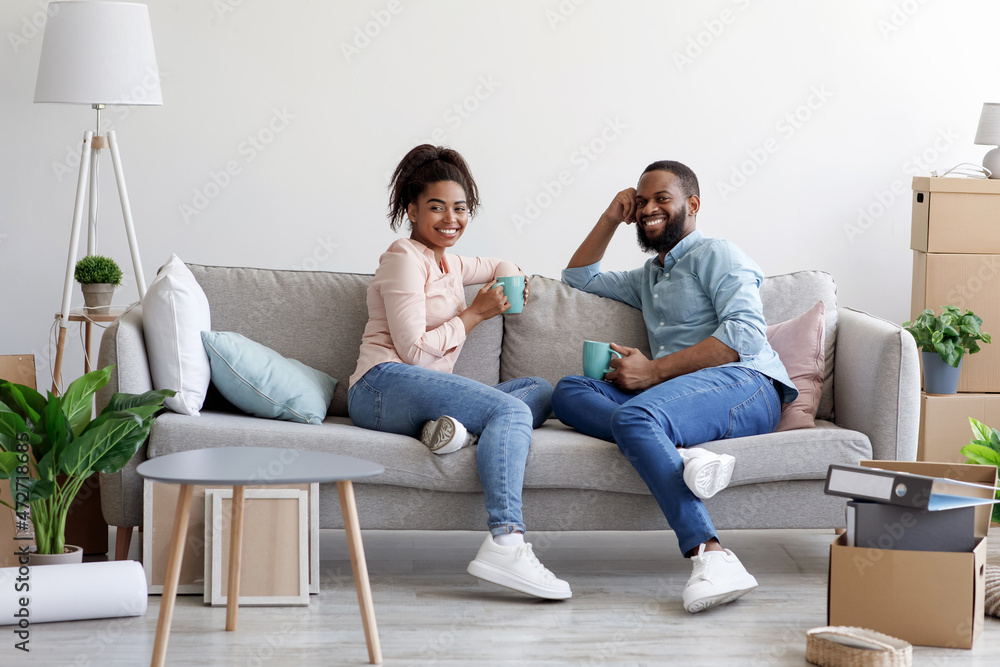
[833,307,920,462]
[96,305,152,528]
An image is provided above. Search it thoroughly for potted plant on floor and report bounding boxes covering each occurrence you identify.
[0,366,173,563]
[962,418,1000,526]
[74,254,123,315]
[902,306,991,394]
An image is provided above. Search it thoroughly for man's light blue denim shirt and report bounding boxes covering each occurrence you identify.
[561,229,798,403]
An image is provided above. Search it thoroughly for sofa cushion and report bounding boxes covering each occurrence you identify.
[202,330,336,425]
[186,264,502,418]
[768,300,826,431]
[143,254,212,416]
[760,271,837,421]
[500,276,651,390]
[148,414,871,495]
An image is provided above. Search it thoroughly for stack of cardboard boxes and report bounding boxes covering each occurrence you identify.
[827,461,996,649]
[911,176,1000,462]
[824,179,1000,650]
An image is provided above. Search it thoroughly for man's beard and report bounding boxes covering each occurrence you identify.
[636,209,687,254]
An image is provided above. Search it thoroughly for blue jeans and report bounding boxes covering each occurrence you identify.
[347,362,553,536]
[551,366,780,556]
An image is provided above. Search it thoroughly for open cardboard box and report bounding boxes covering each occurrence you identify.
[828,460,997,649]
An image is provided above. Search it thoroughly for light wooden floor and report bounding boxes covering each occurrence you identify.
[6,527,999,666]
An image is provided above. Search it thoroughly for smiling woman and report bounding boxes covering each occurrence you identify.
[345,144,572,601]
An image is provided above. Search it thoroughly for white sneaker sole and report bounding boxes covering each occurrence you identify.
[467,559,573,600]
[683,568,758,614]
[684,453,736,499]
[420,417,477,455]
[683,581,757,613]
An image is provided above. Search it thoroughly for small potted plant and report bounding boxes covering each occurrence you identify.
[0,367,173,564]
[74,254,123,315]
[962,418,1000,526]
[902,306,991,394]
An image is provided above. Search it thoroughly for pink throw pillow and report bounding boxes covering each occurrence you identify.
[767,301,826,431]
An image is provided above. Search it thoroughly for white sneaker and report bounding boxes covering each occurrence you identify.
[467,535,572,600]
[678,447,736,499]
[682,544,758,613]
[420,416,478,455]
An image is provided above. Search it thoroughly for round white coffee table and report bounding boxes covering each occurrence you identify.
[137,446,385,666]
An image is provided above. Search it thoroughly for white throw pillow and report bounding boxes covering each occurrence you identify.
[142,254,211,415]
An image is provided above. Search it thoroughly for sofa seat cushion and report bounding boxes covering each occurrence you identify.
[149,414,871,495]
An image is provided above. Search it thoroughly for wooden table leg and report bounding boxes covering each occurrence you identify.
[151,484,193,667]
[226,485,245,632]
[338,480,382,664]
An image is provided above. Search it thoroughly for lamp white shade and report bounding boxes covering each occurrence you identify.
[34,1,162,106]
[974,103,1000,146]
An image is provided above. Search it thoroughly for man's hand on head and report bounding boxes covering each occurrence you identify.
[603,188,638,225]
[605,343,659,391]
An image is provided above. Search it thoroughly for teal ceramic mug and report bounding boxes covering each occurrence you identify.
[492,275,525,314]
[582,340,623,380]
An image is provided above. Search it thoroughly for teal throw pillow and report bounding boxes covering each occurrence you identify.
[201,331,336,425]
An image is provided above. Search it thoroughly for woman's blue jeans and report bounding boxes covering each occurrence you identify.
[551,366,780,556]
[347,362,553,536]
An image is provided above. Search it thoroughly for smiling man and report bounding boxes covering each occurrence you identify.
[551,160,798,613]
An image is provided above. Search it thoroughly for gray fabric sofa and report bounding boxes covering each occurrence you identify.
[96,264,920,554]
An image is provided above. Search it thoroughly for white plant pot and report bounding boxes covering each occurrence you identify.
[28,544,84,566]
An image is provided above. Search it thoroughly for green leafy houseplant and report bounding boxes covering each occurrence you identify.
[961,417,1000,524]
[0,367,173,555]
[74,254,123,286]
[902,306,991,368]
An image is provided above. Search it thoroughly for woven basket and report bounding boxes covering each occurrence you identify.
[806,626,911,667]
[987,564,1000,618]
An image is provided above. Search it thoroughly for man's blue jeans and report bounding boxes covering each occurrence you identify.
[348,362,553,536]
[551,366,780,556]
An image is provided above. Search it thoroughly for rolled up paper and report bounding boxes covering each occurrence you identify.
[0,560,147,625]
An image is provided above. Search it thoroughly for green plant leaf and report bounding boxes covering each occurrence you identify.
[0,409,30,453]
[0,382,43,428]
[104,388,175,414]
[960,443,1000,466]
[58,413,143,478]
[41,396,71,468]
[90,421,151,474]
[27,477,54,502]
[61,367,111,436]
[0,451,19,479]
[969,417,993,443]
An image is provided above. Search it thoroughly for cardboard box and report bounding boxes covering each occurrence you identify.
[912,251,1000,392]
[918,393,1000,463]
[911,176,1000,253]
[828,460,997,649]
[0,355,35,388]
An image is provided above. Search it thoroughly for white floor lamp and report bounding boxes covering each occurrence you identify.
[34,1,162,393]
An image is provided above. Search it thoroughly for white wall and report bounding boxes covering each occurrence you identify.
[2,0,998,390]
